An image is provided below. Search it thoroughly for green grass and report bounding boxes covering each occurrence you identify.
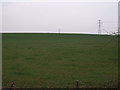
[2,33,118,88]
[0,33,2,88]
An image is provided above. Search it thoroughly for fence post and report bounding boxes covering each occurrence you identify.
[9,82,15,90]
[76,80,79,88]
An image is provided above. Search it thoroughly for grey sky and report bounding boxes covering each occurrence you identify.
[0,3,2,32]
[118,2,120,33]
[1,1,118,34]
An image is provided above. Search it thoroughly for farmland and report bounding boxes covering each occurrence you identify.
[2,33,118,88]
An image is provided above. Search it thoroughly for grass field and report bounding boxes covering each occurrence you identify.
[2,33,118,88]
[0,33,2,88]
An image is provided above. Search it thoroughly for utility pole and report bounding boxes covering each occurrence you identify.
[58,28,61,34]
[98,20,102,35]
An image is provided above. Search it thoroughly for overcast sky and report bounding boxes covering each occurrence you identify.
[0,0,119,34]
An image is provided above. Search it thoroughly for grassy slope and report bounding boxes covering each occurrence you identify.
[0,33,2,88]
[2,33,118,88]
